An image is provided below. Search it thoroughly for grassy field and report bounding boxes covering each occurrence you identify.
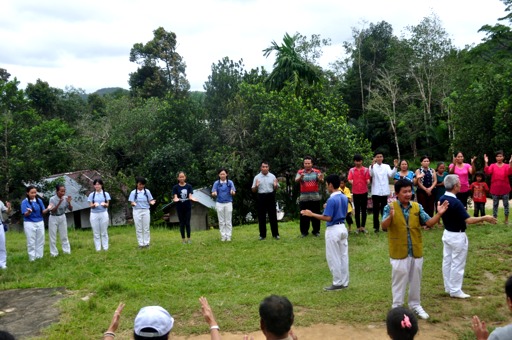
[0,213,511,339]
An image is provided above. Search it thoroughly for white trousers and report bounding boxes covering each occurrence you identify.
[90,211,109,251]
[48,214,71,256]
[442,230,468,295]
[0,223,6,268]
[216,202,233,240]
[24,221,45,261]
[133,209,150,246]
[325,223,349,286]
[390,256,423,309]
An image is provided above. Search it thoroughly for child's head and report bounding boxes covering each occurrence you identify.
[339,177,347,189]
[386,307,418,340]
[436,162,445,173]
[177,171,187,183]
[475,171,485,182]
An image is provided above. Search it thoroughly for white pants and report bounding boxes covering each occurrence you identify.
[442,230,468,295]
[90,212,109,251]
[0,223,6,268]
[390,256,423,309]
[216,202,233,240]
[24,221,45,261]
[133,209,150,246]
[49,215,71,256]
[325,223,349,286]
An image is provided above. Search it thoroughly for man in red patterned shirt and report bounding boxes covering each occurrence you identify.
[296,156,324,237]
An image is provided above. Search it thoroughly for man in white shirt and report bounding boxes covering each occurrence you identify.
[370,151,398,233]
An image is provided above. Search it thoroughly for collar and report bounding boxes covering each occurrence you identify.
[445,192,456,198]
[330,191,341,197]
[396,199,412,209]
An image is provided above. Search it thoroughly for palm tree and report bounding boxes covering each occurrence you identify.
[263,33,320,96]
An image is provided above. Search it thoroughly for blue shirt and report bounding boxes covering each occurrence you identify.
[21,198,46,222]
[212,180,236,203]
[383,200,431,256]
[394,171,416,194]
[323,191,348,226]
[88,191,111,213]
[129,189,154,210]
[440,192,469,232]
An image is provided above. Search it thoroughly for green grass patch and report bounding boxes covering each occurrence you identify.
[1,214,511,339]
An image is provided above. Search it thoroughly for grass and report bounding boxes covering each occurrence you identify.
[0,211,511,339]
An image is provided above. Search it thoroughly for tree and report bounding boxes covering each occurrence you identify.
[129,27,190,98]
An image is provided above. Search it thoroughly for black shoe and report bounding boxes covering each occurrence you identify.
[312,233,320,237]
[273,235,280,240]
[259,237,266,241]
[323,284,348,291]
[300,234,308,238]
[374,230,380,233]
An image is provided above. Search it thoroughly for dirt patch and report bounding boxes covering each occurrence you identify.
[0,287,68,338]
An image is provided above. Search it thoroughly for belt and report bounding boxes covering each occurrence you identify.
[445,229,465,233]
[50,213,64,216]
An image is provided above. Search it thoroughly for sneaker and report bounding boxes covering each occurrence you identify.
[300,234,308,238]
[323,284,347,291]
[312,233,320,237]
[413,306,430,320]
[274,235,280,240]
[226,238,231,242]
[259,237,266,241]
[450,292,470,299]
[221,238,226,242]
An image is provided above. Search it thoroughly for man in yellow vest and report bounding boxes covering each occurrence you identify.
[381,179,449,320]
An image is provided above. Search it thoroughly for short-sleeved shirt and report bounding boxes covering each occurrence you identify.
[339,187,353,214]
[212,180,236,203]
[417,167,435,188]
[394,171,416,194]
[49,195,72,216]
[88,191,111,214]
[470,182,489,203]
[21,198,46,222]
[489,323,512,340]
[173,183,193,208]
[252,172,278,194]
[323,191,348,226]
[440,192,470,232]
[0,201,8,224]
[129,189,154,210]
[449,163,471,193]
[348,167,370,194]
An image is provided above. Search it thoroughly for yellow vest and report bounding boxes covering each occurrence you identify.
[387,200,423,259]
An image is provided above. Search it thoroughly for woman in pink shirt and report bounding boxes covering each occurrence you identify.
[449,152,476,209]
[348,154,371,234]
[484,150,512,224]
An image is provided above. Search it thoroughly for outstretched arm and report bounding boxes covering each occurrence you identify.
[199,297,221,340]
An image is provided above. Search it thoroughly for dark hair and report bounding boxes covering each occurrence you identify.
[386,307,418,340]
[133,329,169,340]
[55,184,65,192]
[325,174,340,189]
[92,179,107,204]
[353,154,363,162]
[436,162,445,171]
[339,176,347,183]
[373,151,384,157]
[420,155,430,162]
[394,179,413,193]
[496,150,504,157]
[25,185,44,212]
[259,295,294,337]
[475,171,485,180]
[505,275,512,300]
[399,160,409,167]
[217,168,228,176]
[0,330,16,340]
[26,185,37,194]
[261,161,269,166]
[303,156,313,162]
[136,176,147,185]
[455,151,464,157]
[176,171,186,178]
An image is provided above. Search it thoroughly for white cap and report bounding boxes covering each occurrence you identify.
[134,306,174,337]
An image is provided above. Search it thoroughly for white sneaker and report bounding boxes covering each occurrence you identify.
[413,306,430,320]
[450,292,470,299]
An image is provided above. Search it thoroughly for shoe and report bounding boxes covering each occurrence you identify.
[374,230,380,233]
[187,240,192,244]
[221,238,226,242]
[300,234,308,238]
[413,306,430,320]
[259,237,266,240]
[273,236,280,240]
[312,233,320,237]
[323,284,347,291]
[450,292,470,299]
[226,238,231,242]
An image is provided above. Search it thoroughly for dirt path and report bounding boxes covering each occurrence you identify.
[0,288,457,339]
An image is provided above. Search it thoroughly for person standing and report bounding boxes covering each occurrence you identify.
[348,154,371,234]
[0,198,12,269]
[381,179,448,320]
[449,152,476,209]
[415,156,437,219]
[212,168,236,242]
[470,172,489,218]
[484,151,512,225]
[252,161,280,240]
[48,184,73,257]
[129,177,156,249]
[21,185,53,261]
[88,179,111,251]
[301,174,349,291]
[370,151,398,233]
[394,160,416,201]
[295,156,323,237]
[440,175,497,299]
[172,171,198,244]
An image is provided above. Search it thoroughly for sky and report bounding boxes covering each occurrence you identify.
[0,0,508,93]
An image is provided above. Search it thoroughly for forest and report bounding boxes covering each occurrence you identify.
[1,1,511,222]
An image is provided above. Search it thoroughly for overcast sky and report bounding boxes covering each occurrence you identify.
[1,0,507,93]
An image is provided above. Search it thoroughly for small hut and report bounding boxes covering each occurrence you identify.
[162,188,215,231]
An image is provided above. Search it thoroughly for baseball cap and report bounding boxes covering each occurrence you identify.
[134,306,174,337]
